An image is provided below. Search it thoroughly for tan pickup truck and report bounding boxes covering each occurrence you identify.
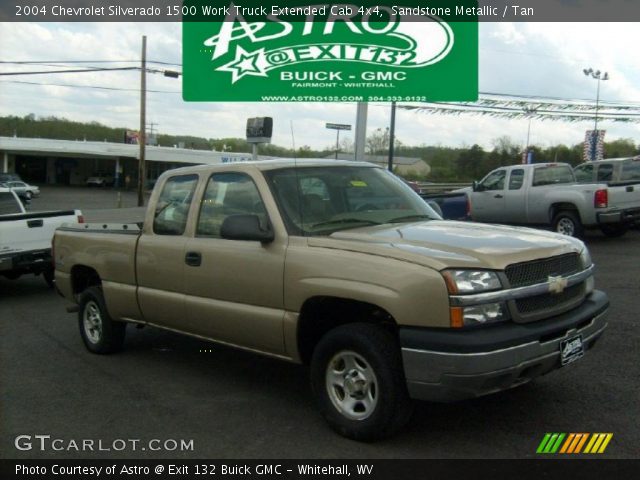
[53,160,609,440]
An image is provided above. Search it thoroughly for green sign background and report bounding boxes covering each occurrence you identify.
[183,1,478,102]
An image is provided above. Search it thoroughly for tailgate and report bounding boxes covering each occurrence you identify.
[607,184,640,211]
[0,210,81,255]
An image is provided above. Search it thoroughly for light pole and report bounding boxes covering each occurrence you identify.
[583,68,609,131]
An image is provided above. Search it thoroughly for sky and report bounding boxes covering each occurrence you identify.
[1,20,639,152]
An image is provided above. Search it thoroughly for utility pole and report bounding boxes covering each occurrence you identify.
[137,35,147,207]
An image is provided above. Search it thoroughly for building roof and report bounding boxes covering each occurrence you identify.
[0,136,275,165]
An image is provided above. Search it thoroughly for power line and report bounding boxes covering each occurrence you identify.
[0,59,182,66]
[0,67,140,76]
[0,79,180,94]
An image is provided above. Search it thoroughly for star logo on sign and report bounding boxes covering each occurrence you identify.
[217,46,268,83]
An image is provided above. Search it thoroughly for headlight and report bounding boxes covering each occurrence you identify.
[442,270,501,293]
[580,248,592,269]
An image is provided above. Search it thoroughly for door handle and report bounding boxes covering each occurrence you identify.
[27,219,44,228]
[185,251,202,267]
[494,194,504,199]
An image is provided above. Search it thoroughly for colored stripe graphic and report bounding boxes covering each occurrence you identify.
[537,433,566,453]
[584,433,614,454]
[538,433,613,454]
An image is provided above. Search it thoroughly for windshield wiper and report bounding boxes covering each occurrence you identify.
[386,214,434,224]
[311,218,381,229]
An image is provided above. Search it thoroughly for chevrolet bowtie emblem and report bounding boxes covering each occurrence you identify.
[548,276,568,294]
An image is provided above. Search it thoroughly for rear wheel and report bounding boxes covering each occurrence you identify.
[310,323,413,441]
[552,211,583,238]
[78,286,126,354]
[600,224,628,238]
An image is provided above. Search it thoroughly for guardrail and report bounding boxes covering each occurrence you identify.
[416,182,471,193]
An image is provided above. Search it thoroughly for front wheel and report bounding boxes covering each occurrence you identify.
[552,211,584,238]
[600,224,628,238]
[310,323,413,441]
[78,286,126,354]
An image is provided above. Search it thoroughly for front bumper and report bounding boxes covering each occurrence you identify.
[401,290,609,402]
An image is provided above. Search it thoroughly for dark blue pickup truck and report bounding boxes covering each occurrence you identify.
[421,191,469,221]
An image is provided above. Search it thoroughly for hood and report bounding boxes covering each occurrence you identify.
[307,220,584,271]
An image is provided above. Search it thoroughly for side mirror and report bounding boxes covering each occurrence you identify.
[220,214,274,243]
[472,180,480,192]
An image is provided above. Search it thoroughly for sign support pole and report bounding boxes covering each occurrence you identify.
[354,102,368,161]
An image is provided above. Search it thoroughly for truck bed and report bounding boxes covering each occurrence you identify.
[54,224,142,320]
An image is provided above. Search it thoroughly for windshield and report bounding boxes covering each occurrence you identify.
[264,166,440,236]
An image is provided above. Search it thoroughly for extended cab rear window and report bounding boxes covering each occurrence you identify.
[153,174,198,235]
[0,192,22,214]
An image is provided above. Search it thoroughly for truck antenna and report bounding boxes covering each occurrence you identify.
[290,121,304,235]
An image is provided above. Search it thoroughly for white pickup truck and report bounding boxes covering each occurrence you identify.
[0,187,83,286]
[468,163,634,237]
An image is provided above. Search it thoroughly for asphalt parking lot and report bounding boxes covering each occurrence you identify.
[1,186,638,459]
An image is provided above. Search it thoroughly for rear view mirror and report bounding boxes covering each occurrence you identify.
[220,215,274,243]
[472,181,480,192]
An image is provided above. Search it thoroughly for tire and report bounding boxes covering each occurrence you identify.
[310,323,413,441]
[78,286,126,354]
[600,224,628,238]
[552,211,584,238]
[43,268,55,288]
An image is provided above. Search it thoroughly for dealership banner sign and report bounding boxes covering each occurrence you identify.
[182,1,478,102]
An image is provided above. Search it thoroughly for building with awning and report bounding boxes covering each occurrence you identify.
[0,136,272,186]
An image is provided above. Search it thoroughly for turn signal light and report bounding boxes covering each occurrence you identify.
[450,307,464,328]
[594,189,608,208]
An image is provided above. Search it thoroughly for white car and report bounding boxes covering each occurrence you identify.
[0,181,40,200]
[86,174,114,187]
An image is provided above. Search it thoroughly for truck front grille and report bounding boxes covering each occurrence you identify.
[515,283,584,315]
[505,253,580,288]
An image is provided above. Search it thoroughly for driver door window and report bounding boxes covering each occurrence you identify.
[196,172,267,238]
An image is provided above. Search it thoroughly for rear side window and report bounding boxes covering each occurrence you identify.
[0,192,22,214]
[153,175,198,235]
[532,166,574,186]
[596,164,613,182]
[620,161,640,181]
[509,169,525,190]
